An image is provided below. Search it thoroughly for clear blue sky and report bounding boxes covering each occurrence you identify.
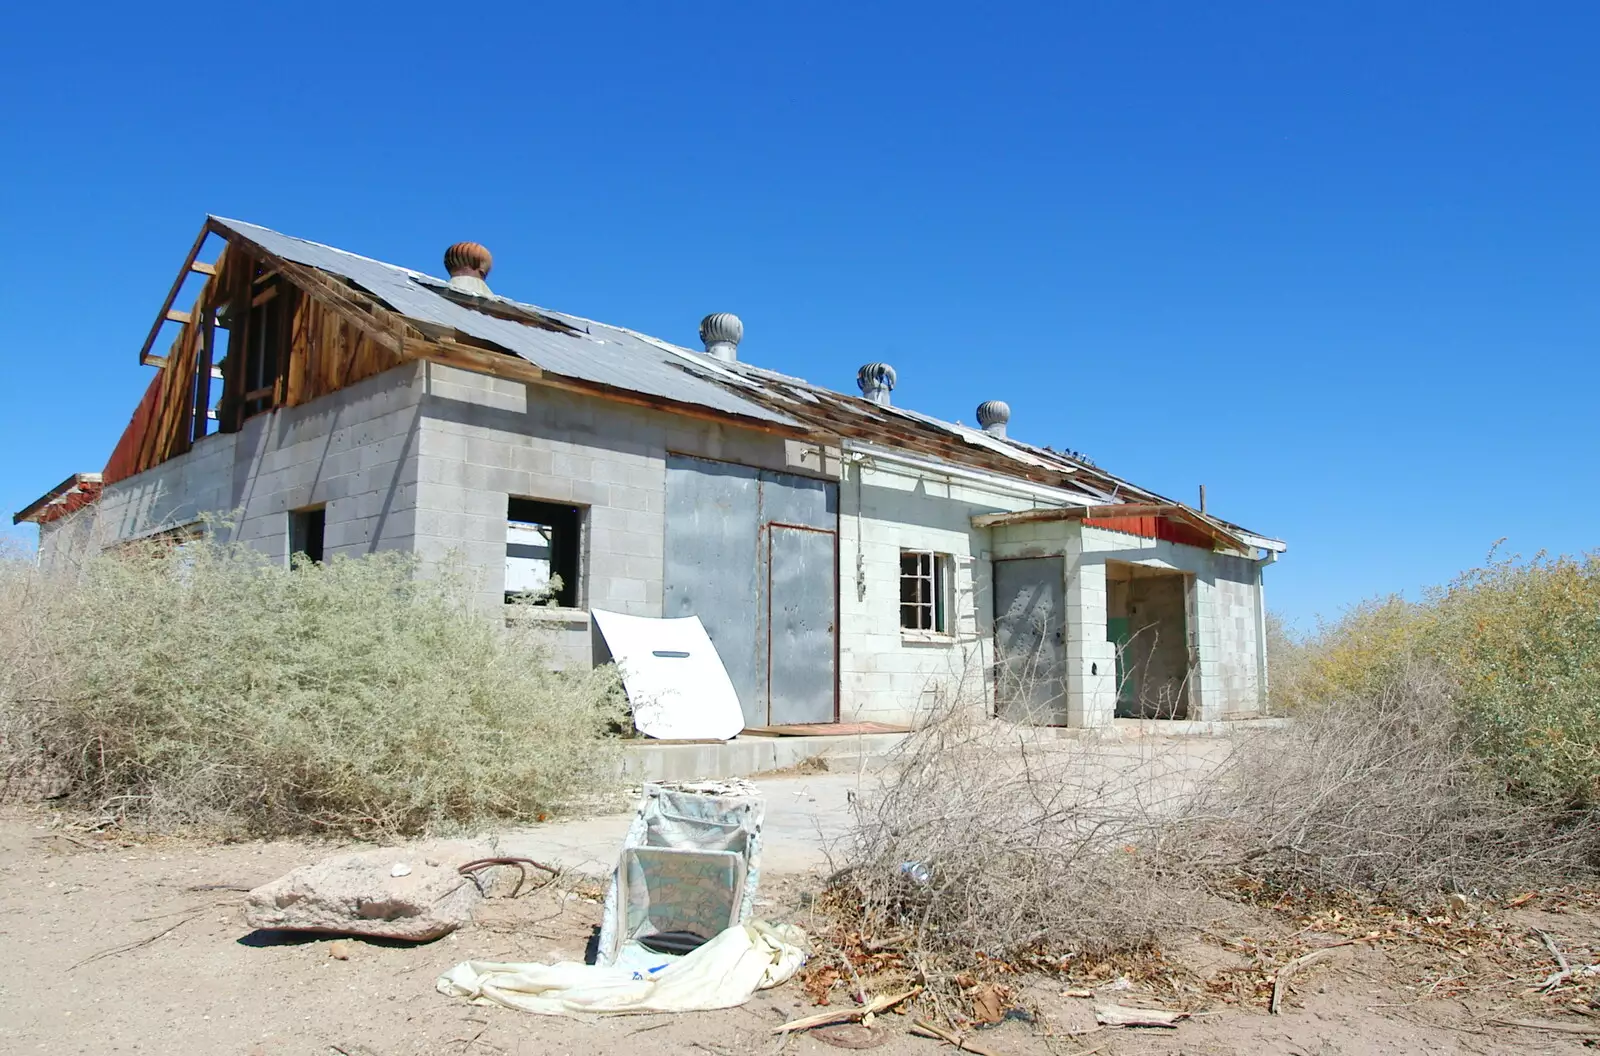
[2,3,1595,626]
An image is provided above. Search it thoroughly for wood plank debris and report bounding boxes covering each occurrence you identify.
[1491,1018,1600,1036]
[1271,936,1370,1013]
[908,1019,1008,1055]
[772,989,919,1035]
[1092,1005,1190,1028]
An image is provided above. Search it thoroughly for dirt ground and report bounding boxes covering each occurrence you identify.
[1,806,1594,1056]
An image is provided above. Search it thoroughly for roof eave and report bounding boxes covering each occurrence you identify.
[971,503,1278,557]
[13,472,104,525]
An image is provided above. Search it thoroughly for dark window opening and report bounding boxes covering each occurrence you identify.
[289,506,326,565]
[506,498,582,607]
[239,267,295,422]
[900,550,949,632]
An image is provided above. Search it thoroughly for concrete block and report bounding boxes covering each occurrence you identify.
[550,452,595,480]
[623,554,662,580]
[603,578,647,605]
[421,429,468,462]
[521,447,555,477]
[607,485,653,513]
[567,479,605,505]
[621,510,660,537]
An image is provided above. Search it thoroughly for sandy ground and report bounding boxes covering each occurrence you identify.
[1,744,1594,1055]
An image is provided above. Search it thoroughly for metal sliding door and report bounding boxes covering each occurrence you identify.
[664,455,838,727]
[993,557,1067,724]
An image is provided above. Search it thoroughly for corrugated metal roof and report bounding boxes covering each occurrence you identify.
[208,218,1280,549]
[211,218,800,428]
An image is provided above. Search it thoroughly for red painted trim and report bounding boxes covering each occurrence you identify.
[1083,514,1216,551]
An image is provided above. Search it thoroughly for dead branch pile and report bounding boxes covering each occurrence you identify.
[819,703,1221,1015]
[1178,665,1596,903]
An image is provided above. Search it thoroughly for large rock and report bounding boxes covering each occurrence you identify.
[245,842,489,941]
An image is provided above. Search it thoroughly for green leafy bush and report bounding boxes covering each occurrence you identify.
[1430,553,1600,804]
[1270,550,1600,808]
[0,534,624,836]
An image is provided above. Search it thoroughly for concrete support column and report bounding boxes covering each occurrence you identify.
[1189,574,1221,722]
[1064,540,1116,728]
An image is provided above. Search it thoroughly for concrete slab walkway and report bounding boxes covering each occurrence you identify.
[495,724,1263,879]
[494,768,880,877]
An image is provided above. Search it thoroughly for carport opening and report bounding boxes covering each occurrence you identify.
[1106,561,1192,719]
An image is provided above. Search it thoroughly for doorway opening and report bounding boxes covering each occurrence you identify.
[1106,562,1193,719]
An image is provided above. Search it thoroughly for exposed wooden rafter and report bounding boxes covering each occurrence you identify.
[137,221,215,367]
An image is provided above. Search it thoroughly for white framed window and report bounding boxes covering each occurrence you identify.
[900,550,951,634]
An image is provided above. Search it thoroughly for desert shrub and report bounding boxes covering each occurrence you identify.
[0,532,624,836]
[0,542,68,801]
[1429,552,1600,805]
[1288,551,1600,808]
[1262,610,1311,714]
[1183,665,1592,902]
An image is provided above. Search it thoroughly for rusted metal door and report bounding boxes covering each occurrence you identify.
[664,455,838,728]
[993,557,1067,724]
[767,525,837,725]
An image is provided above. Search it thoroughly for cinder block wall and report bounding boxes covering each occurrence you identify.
[1077,526,1267,720]
[42,365,427,566]
[838,459,1044,726]
[412,364,834,662]
[1207,552,1267,715]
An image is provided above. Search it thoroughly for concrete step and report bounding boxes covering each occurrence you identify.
[619,731,908,783]
[616,716,1288,782]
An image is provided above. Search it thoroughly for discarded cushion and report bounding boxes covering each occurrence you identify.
[436,920,807,1016]
[245,842,486,941]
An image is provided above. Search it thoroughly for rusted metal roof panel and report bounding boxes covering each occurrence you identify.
[12,473,104,526]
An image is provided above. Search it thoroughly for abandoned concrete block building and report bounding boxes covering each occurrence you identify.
[14,218,1286,731]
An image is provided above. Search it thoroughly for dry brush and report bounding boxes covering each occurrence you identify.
[0,530,625,836]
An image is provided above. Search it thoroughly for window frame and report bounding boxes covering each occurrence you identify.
[899,549,953,638]
[505,497,585,609]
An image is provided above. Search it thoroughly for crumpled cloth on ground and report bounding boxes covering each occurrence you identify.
[436,920,807,1017]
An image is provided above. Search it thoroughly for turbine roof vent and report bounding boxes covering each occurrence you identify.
[976,400,1011,438]
[699,312,743,362]
[857,362,897,406]
[444,241,493,297]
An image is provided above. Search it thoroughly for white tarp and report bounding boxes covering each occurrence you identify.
[436,921,806,1017]
[590,609,744,741]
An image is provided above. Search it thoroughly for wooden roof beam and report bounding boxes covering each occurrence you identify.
[137,219,217,367]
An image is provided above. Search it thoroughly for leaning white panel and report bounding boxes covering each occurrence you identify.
[590,609,745,741]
